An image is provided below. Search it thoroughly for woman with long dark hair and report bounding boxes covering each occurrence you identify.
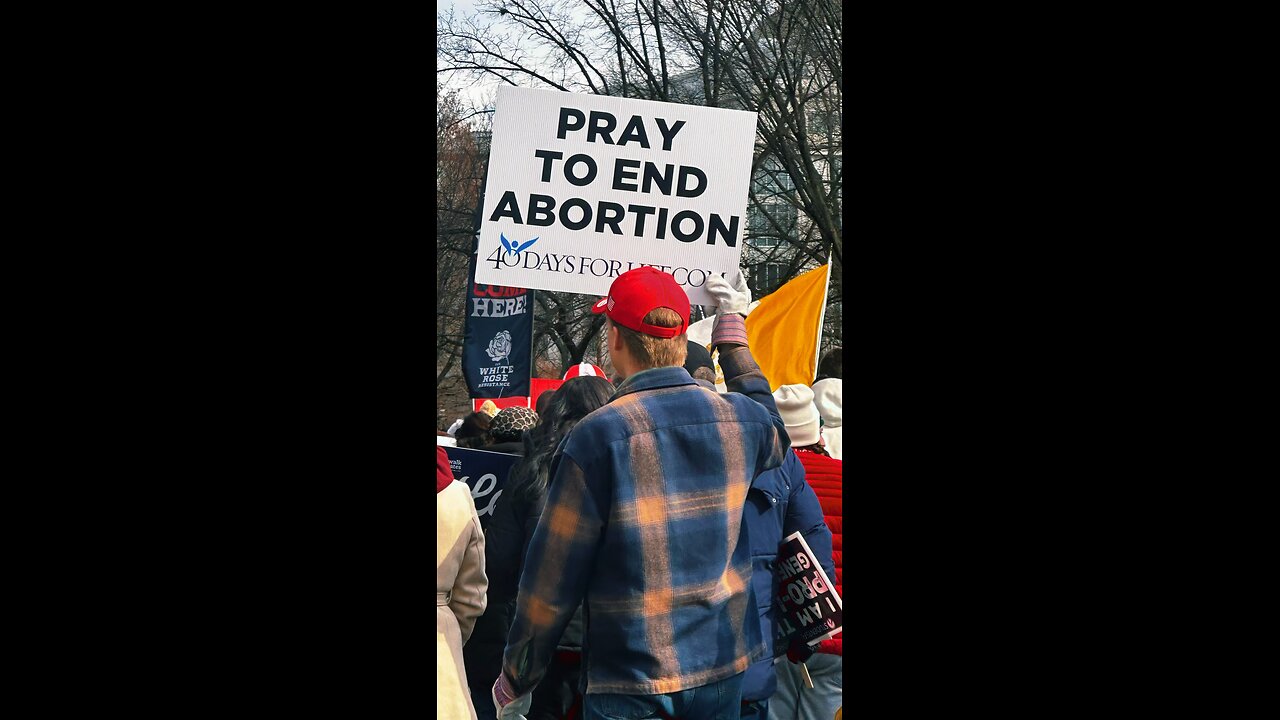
[509,378,611,502]
[463,375,613,720]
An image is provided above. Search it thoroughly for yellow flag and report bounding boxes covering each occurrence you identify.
[744,263,830,391]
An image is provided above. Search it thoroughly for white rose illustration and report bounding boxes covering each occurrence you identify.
[486,330,512,363]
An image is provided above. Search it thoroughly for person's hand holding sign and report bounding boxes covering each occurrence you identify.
[707,270,753,351]
[705,270,752,317]
[786,637,816,665]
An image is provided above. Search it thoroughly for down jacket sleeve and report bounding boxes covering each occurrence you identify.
[715,315,791,473]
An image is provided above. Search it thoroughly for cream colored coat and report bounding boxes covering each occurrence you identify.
[438,480,488,720]
[822,426,843,460]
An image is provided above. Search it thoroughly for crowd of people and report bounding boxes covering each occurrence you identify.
[437,266,844,720]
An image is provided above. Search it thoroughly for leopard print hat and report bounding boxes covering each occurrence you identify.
[490,406,539,442]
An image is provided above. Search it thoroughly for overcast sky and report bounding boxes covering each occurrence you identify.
[437,0,492,113]
[437,0,477,17]
[437,0,598,119]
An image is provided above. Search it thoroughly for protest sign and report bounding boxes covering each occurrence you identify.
[473,86,758,306]
[775,531,843,649]
[463,246,534,399]
[443,446,521,530]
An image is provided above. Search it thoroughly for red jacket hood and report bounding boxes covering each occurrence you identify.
[437,447,454,493]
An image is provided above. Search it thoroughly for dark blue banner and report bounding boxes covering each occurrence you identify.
[443,446,521,530]
[463,247,534,399]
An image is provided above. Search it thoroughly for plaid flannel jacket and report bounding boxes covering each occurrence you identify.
[501,321,789,697]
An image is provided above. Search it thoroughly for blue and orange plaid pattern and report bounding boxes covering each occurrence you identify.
[501,317,789,697]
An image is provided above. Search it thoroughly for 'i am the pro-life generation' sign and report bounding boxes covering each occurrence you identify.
[775,531,843,649]
[473,86,758,306]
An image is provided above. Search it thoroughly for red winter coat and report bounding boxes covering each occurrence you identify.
[796,448,842,656]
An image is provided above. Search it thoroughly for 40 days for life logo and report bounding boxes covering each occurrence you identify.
[487,233,719,288]
[499,233,538,256]
[487,232,542,270]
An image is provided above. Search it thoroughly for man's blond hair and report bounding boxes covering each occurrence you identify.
[612,308,688,369]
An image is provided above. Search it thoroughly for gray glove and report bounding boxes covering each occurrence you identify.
[493,676,531,720]
[705,271,752,316]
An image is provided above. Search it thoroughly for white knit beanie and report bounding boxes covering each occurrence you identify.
[772,384,821,447]
[811,378,842,429]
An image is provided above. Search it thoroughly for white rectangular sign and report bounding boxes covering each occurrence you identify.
[473,86,758,306]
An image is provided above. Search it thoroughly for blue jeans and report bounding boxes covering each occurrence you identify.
[770,654,841,720]
[741,698,769,719]
[582,672,745,720]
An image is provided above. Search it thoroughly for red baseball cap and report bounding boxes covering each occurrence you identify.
[591,266,690,338]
